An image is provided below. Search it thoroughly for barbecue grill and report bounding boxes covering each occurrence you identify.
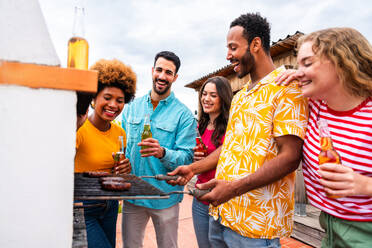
[74,173,169,200]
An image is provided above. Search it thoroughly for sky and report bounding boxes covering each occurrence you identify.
[38,0,372,114]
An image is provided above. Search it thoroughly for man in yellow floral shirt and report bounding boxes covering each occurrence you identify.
[169,13,308,247]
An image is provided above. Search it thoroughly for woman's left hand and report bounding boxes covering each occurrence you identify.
[318,163,372,197]
[112,153,131,175]
[193,146,206,162]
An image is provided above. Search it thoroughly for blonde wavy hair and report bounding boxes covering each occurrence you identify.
[297,27,372,98]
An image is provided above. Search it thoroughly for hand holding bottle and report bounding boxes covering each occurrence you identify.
[193,145,207,161]
[138,138,165,158]
[112,152,131,175]
[194,127,207,161]
[317,120,343,198]
[112,136,131,175]
[318,162,372,197]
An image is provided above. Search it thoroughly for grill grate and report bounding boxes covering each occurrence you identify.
[74,173,169,200]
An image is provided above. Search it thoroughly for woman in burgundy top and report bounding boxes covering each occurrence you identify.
[193,76,233,248]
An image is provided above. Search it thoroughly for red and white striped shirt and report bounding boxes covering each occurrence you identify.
[303,98,372,221]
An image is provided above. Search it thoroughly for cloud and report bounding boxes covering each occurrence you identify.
[39,0,372,113]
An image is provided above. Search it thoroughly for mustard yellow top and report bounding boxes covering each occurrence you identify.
[210,66,308,238]
[75,119,126,173]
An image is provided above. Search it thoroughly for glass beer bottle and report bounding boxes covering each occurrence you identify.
[195,127,207,155]
[67,5,89,69]
[114,136,125,163]
[113,136,125,174]
[141,115,152,154]
[318,119,342,198]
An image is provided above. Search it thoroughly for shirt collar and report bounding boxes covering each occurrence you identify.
[243,65,286,94]
[146,90,175,104]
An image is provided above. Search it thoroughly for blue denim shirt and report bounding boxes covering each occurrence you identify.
[122,91,196,209]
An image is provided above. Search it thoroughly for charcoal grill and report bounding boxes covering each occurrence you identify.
[74,173,169,200]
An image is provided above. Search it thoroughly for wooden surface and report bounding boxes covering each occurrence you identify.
[292,204,325,248]
[0,61,97,92]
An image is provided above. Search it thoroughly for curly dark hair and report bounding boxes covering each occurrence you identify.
[90,59,137,103]
[154,51,181,74]
[198,76,233,147]
[230,13,271,54]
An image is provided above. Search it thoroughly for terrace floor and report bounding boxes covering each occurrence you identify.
[115,194,313,248]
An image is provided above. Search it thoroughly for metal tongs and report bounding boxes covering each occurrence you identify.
[141,174,180,181]
[141,174,211,198]
[166,188,211,198]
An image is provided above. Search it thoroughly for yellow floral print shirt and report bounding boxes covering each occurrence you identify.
[210,66,308,238]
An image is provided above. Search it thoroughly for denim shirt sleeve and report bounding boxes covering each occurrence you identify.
[121,93,197,209]
[121,108,129,157]
[159,112,197,170]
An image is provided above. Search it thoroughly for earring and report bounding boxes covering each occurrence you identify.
[91,102,95,109]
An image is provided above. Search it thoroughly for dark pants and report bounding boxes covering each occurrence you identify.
[83,200,118,248]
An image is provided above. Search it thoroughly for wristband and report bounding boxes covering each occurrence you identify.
[160,147,166,159]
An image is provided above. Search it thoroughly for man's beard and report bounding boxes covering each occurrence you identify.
[153,78,171,95]
[237,49,255,79]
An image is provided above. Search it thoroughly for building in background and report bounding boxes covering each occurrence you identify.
[185,31,303,94]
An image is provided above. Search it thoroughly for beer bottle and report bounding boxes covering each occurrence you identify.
[195,127,207,155]
[318,119,342,198]
[141,115,152,154]
[113,136,125,174]
[114,135,125,163]
[67,5,89,69]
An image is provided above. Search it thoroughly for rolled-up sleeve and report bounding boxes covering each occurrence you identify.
[160,113,196,170]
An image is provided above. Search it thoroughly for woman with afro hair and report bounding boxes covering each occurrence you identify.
[75,59,136,248]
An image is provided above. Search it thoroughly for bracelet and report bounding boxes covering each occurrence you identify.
[160,147,166,159]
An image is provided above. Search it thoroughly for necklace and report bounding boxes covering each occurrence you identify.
[207,120,215,129]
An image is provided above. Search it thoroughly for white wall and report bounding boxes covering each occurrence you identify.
[0,0,77,246]
[0,85,76,247]
[0,0,60,66]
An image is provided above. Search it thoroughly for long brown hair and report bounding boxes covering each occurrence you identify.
[297,27,372,98]
[198,76,233,147]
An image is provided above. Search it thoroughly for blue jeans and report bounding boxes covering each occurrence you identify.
[82,200,118,248]
[192,198,211,248]
[209,216,281,248]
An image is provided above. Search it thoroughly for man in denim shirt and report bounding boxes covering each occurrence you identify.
[121,51,196,248]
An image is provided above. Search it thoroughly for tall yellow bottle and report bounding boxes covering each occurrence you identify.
[67,5,89,69]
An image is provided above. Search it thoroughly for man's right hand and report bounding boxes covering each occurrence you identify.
[167,165,194,186]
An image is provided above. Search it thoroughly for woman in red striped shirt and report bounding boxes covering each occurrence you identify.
[277,27,372,247]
